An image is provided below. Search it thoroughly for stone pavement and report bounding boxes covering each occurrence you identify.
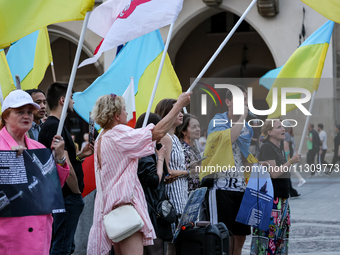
[242,170,340,255]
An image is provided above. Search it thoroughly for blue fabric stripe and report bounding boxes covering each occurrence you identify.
[6,30,39,86]
[300,20,334,47]
[73,30,164,124]
[259,66,283,90]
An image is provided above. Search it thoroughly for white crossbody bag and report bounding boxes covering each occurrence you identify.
[97,136,144,243]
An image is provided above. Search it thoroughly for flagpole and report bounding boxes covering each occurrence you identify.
[51,61,56,82]
[57,11,91,136]
[186,0,257,93]
[142,23,175,128]
[295,90,316,160]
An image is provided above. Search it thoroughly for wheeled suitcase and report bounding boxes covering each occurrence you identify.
[176,222,229,255]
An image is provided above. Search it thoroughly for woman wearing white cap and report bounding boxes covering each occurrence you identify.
[0,90,70,255]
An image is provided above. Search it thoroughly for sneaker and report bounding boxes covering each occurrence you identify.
[297,179,306,187]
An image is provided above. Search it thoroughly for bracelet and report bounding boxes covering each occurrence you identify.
[187,170,190,176]
[288,159,293,164]
[76,155,84,162]
[158,158,164,162]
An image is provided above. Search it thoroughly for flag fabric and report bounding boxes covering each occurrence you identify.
[73,30,182,124]
[0,0,94,49]
[301,0,340,23]
[87,0,130,38]
[6,28,52,90]
[79,0,183,67]
[122,78,137,128]
[200,112,257,181]
[81,155,95,198]
[0,50,16,108]
[236,164,274,231]
[262,20,334,118]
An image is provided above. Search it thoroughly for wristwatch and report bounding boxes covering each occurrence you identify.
[56,156,66,166]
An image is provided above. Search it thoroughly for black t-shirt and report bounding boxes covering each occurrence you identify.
[259,141,290,198]
[333,133,340,164]
[38,116,84,197]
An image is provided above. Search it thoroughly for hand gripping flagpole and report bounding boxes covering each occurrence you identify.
[142,23,175,128]
[57,12,91,136]
[185,0,257,95]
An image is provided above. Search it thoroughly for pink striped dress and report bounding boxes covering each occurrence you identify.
[87,124,157,255]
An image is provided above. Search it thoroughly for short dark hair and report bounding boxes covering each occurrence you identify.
[154,99,177,119]
[46,82,70,110]
[135,113,161,128]
[226,85,247,101]
[175,114,198,140]
[318,123,323,129]
[310,123,314,129]
[25,89,45,96]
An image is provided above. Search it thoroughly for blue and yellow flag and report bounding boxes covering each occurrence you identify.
[301,0,340,23]
[263,20,334,118]
[6,28,52,90]
[73,30,182,123]
[200,112,257,180]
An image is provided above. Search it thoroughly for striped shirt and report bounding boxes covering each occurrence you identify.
[165,134,188,216]
[87,124,157,255]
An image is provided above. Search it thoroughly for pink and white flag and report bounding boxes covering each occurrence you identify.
[79,0,183,68]
[122,77,136,128]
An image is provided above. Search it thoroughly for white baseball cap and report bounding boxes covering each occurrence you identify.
[2,90,40,113]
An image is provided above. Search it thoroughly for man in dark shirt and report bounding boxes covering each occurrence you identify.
[39,82,93,254]
[306,124,321,177]
[25,89,46,141]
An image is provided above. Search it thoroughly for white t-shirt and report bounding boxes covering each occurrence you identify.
[319,130,327,150]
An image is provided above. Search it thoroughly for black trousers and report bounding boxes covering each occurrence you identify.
[307,149,318,175]
[320,149,328,165]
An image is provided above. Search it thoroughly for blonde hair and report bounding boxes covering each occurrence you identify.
[91,95,125,129]
[261,119,281,142]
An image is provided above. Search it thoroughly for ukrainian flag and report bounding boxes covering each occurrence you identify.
[199,112,257,180]
[302,0,340,23]
[73,30,182,123]
[263,20,334,118]
[6,28,52,90]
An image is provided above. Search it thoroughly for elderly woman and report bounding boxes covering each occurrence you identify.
[87,93,190,255]
[0,90,69,254]
[251,120,301,255]
[175,113,202,193]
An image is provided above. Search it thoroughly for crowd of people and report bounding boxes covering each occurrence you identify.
[0,82,338,255]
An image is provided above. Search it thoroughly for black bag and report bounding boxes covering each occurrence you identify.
[153,200,176,223]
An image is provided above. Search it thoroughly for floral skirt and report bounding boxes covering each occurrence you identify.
[250,198,290,255]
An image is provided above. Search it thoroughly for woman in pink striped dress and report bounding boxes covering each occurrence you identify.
[88,93,190,255]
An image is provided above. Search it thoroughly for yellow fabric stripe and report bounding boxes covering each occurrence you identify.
[21,28,53,90]
[199,129,234,180]
[301,0,340,23]
[0,0,94,48]
[0,50,16,111]
[135,52,182,118]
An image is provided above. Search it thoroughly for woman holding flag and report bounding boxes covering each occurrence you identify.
[88,92,190,255]
[251,120,301,255]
